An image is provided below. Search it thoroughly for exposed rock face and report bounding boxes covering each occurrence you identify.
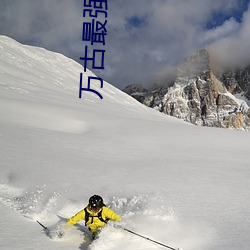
[123,84,147,103]
[123,84,146,95]
[123,49,250,130]
[217,66,250,99]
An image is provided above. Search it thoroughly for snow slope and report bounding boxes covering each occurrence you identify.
[0,35,250,250]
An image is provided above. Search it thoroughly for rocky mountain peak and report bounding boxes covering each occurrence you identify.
[123,49,250,130]
[177,49,210,78]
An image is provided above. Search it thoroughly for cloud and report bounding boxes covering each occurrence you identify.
[0,0,82,54]
[0,0,249,89]
[209,3,250,69]
[200,18,240,45]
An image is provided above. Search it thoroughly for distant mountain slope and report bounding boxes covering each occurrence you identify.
[0,35,147,108]
[0,35,159,132]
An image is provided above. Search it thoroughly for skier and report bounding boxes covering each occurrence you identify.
[66,194,122,239]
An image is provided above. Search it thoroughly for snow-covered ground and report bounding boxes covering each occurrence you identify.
[0,36,250,250]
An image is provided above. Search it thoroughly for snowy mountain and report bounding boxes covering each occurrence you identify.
[124,49,250,130]
[1,36,250,250]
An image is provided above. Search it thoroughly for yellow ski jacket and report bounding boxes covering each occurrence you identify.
[67,206,121,233]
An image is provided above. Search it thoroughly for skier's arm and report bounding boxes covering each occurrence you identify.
[104,207,122,222]
[67,209,85,225]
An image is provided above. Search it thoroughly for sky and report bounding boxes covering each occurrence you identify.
[0,0,249,89]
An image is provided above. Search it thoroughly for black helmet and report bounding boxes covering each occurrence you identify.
[89,195,104,210]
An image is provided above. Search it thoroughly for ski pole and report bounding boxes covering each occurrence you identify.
[122,227,180,250]
[37,220,48,231]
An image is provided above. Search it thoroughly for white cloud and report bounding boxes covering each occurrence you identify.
[209,5,250,68]
[200,17,240,45]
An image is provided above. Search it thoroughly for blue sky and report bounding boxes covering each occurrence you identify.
[0,0,249,89]
[206,0,249,28]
